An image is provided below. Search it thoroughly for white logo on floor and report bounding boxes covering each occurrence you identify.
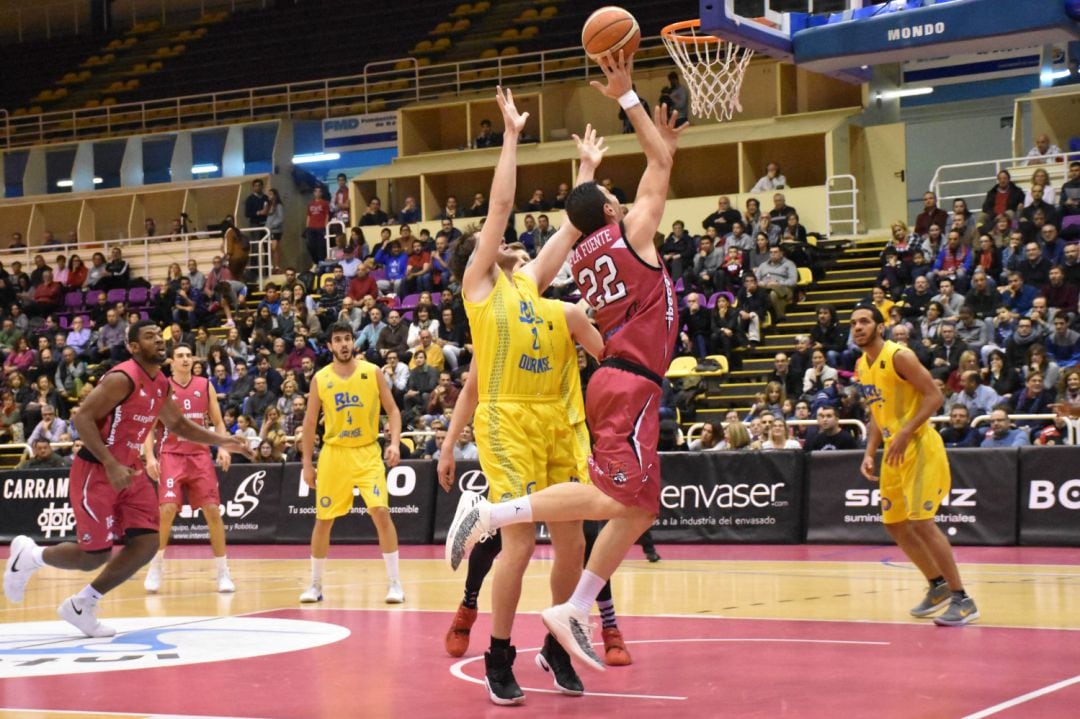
[0,616,350,678]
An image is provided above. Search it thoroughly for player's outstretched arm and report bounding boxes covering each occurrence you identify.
[74,372,139,490]
[160,394,254,461]
[437,371,478,491]
[564,302,603,360]
[885,348,945,467]
[462,86,528,303]
[523,125,606,291]
[207,382,231,471]
[376,369,402,468]
[300,377,322,488]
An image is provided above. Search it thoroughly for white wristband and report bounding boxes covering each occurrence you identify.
[617,90,640,110]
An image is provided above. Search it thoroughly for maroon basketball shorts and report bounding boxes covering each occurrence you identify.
[585,365,662,513]
[158,451,221,509]
[70,455,160,551]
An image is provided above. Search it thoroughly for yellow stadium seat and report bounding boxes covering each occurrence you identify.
[78,70,91,81]
[122,37,137,48]
[105,39,122,51]
[413,39,433,53]
[797,267,812,286]
[451,18,471,32]
[416,57,432,67]
[500,46,519,57]
[368,99,387,112]
[500,28,519,40]
[431,21,453,35]
[480,48,498,59]
[472,1,491,13]
[102,98,116,106]
[665,356,698,379]
[433,37,451,50]
[132,62,149,73]
[703,355,729,376]
[149,61,163,72]
[172,44,187,55]
[193,27,207,39]
[540,6,558,19]
[124,78,140,90]
[400,437,416,453]
[517,8,539,22]
[519,25,539,39]
[451,3,472,17]
[394,59,412,71]
[12,108,26,117]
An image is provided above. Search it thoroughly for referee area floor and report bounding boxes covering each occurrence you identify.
[2,544,1079,718]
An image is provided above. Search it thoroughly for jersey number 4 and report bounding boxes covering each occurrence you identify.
[576,255,626,309]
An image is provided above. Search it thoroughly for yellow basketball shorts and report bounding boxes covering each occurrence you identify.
[315,442,388,520]
[473,400,585,503]
[879,428,951,524]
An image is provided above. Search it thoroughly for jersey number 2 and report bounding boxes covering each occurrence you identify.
[576,255,626,309]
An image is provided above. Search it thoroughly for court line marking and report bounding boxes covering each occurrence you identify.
[448,637,890,702]
[961,673,1080,718]
[0,710,269,719]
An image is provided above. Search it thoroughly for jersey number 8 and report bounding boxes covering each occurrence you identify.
[576,255,626,309]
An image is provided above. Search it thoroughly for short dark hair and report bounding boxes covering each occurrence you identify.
[565,181,609,236]
[172,343,193,357]
[449,234,477,283]
[851,303,884,325]
[128,319,159,343]
[327,321,354,340]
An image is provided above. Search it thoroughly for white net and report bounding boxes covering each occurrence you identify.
[662,22,753,123]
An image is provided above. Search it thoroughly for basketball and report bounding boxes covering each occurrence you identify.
[582,6,641,61]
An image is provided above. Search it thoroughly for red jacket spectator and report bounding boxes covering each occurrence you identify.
[33,279,62,307]
[307,197,331,230]
[348,272,378,301]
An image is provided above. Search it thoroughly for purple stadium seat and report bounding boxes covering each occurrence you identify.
[674,276,685,294]
[63,291,83,311]
[399,293,421,310]
[370,267,387,281]
[128,287,149,306]
[58,316,70,329]
[106,288,126,304]
[706,292,720,309]
[139,311,150,321]
[1063,215,1080,232]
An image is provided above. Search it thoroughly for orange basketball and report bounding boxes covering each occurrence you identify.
[582,6,641,61]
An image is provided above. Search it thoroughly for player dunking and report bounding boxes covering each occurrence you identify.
[299,321,405,605]
[439,280,633,667]
[444,87,607,704]
[143,344,235,594]
[446,53,684,672]
[3,321,252,637]
[852,304,979,626]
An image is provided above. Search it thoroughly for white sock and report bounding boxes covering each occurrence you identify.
[382,551,400,583]
[311,556,326,585]
[76,584,103,604]
[29,544,46,568]
[489,497,533,528]
[568,570,605,614]
[215,556,228,573]
[152,549,165,565]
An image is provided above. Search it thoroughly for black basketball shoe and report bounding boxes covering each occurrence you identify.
[535,633,585,696]
[484,645,525,706]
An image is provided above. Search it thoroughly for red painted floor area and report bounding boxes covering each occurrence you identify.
[156,542,1080,566]
[3,610,1078,718]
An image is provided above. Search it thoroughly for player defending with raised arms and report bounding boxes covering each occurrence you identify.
[4,321,252,637]
[446,52,685,672]
[299,321,405,605]
[439,287,633,667]
[852,304,979,626]
[143,343,235,593]
[443,86,607,704]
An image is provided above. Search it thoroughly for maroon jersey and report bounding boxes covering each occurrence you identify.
[82,359,170,467]
[160,376,211,455]
[570,222,677,378]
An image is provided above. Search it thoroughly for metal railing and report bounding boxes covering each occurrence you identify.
[928,154,1074,208]
[0,34,674,150]
[826,174,859,236]
[969,413,1077,445]
[0,226,272,290]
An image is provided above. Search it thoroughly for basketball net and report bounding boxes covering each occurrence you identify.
[662,20,753,123]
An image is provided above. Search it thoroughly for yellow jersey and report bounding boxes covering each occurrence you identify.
[315,360,381,447]
[464,270,561,403]
[540,297,585,425]
[855,340,925,443]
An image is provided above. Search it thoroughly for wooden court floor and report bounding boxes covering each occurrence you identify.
[2,543,1079,718]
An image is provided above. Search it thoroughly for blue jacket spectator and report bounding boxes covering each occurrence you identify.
[980,409,1032,447]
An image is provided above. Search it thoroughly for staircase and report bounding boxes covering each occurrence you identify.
[688,236,887,424]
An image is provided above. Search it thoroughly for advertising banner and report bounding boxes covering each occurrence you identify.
[651,451,804,543]
[276,460,437,544]
[0,468,77,544]
[806,449,1018,545]
[1019,446,1080,546]
[168,463,283,544]
[322,112,398,152]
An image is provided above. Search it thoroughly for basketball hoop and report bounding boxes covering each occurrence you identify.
[661,19,753,123]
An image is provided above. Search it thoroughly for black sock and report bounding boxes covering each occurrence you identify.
[463,532,501,610]
[951,589,968,601]
[490,636,511,653]
[929,576,946,588]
